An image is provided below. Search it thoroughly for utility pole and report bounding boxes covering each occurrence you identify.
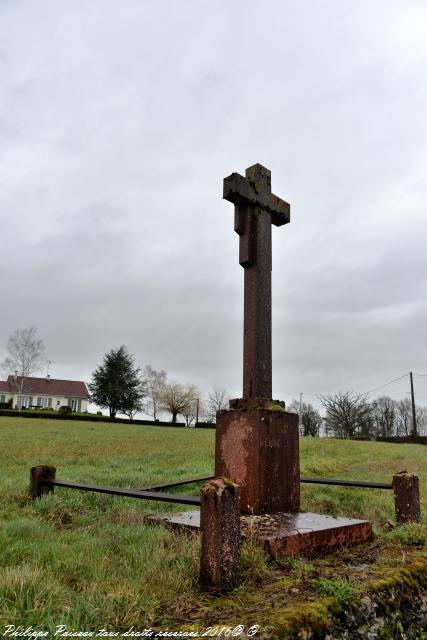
[410,372,417,437]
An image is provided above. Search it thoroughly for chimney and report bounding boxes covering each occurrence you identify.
[46,375,51,382]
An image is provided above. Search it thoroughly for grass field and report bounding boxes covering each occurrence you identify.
[0,416,426,633]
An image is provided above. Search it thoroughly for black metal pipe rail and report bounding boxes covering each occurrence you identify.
[50,479,200,506]
[140,475,214,492]
[300,477,393,490]
[141,475,393,492]
[46,475,392,508]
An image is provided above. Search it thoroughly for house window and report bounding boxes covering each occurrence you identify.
[18,396,30,408]
[37,397,48,408]
[0,395,5,403]
[70,399,78,411]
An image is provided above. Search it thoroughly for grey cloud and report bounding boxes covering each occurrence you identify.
[1,0,427,409]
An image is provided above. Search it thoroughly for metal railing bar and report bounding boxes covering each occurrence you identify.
[50,479,200,505]
[47,476,393,509]
[141,474,393,492]
[140,475,214,492]
[300,477,393,490]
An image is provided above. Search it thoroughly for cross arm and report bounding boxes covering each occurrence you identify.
[223,172,290,226]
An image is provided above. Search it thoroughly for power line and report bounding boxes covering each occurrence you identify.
[295,371,423,404]
[361,373,409,397]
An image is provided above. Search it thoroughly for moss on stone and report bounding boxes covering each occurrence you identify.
[188,547,427,639]
[266,597,339,638]
[250,402,286,413]
[221,477,239,492]
[266,403,286,413]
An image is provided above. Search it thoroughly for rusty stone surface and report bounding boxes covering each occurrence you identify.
[199,478,241,592]
[30,465,56,499]
[215,409,299,514]
[150,510,372,558]
[224,164,290,225]
[393,471,421,524]
[223,164,290,400]
[246,512,373,558]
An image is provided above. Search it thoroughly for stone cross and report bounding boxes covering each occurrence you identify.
[223,164,290,400]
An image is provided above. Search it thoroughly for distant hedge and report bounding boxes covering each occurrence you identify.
[375,435,427,445]
[195,421,216,429]
[0,409,185,428]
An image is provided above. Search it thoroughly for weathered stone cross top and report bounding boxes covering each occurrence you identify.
[223,164,290,401]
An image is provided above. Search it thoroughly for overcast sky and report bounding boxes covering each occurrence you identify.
[1,1,427,410]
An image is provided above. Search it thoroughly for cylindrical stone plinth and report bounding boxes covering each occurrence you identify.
[30,465,56,499]
[215,408,300,514]
[200,478,241,592]
[393,471,421,524]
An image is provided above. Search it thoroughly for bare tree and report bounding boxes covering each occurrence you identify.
[393,397,426,436]
[121,406,139,420]
[416,406,427,435]
[1,327,46,409]
[205,388,229,422]
[143,365,167,421]
[320,391,372,439]
[288,399,322,437]
[371,396,397,437]
[181,384,203,426]
[395,398,412,436]
[159,381,194,424]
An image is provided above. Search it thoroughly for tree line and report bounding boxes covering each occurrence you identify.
[290,391,427,438]
[2,328,426,433]
[89,345,229,424]
[0,330,229,423]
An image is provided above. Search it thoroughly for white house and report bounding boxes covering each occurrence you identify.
[0,375,90,412]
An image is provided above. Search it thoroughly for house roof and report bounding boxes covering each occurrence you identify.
[5,376,90,398]
[0,381,9,393]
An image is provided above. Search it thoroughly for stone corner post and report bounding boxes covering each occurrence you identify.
[392,471,420,524]
[200,477,241,592]
[30,465,56,499]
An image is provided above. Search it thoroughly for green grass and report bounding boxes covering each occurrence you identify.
[312,577,362,605]
[382,522,426,546]
[0,416,426,631]
[301,436,427,526]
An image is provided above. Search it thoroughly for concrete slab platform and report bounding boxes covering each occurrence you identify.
[150,510,201,531]
[148,510,372,558]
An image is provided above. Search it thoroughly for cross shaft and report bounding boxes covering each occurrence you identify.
[223,164,290,400]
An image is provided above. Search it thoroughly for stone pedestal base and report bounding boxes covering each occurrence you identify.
[149,511,373,558]
[215,408,300,514]
[241,512,373,558]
